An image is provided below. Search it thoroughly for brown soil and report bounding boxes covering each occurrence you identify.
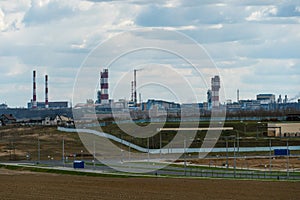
[0,126,92,161]
[0,170,299,200]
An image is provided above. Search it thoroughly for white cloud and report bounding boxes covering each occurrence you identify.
[0,8,5,31]
[206,24,223,30]
[0,0,299,106]
[246,6,278,21]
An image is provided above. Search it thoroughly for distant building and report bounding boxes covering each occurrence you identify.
[207,90,212,110]
[257,94,275,104]
[239,100,261,110]
[181,103,203,117]
[283,95,289,103]
[0,114,17,125]
[277,95,283,104]
[226,102,242,112]
[112,99,128,110]
[142,99,180,111]
[28,101,68,109]
[268,123,300,137]
[0,103,8,109]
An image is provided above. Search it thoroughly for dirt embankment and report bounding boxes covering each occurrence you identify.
[0,170,299,200]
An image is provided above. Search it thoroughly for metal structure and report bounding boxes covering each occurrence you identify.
[134,69,137,106]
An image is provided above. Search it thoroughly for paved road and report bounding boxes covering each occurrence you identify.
[2,159,299,180]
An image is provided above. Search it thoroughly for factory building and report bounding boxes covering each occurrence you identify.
[28,101,68,109]
[256,94,276,104]
[239,100,261,110]
[142,99,180,111]
[28,70,69,109]
[268,123,300,137]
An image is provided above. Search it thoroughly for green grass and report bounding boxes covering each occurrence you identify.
[0,164,131,178]
[1,163,299,182]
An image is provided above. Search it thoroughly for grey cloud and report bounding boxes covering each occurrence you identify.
[276,4,300,17]
[135,5,235,27]
[23,1,75,26]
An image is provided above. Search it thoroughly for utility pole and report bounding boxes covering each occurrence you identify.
[128,143,131,161]
[234,137,236,178]
[147,137,150,163]
[184,137,187,176]
[269,139,272,172]
[160,132,162,159]
[37,136,40,164]
[226,137,229,169]
[287,139,290,179]
[62,137,65,167]
[93,140,96,169]
[237,131,239,157]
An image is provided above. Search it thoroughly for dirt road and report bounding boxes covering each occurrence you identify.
[0,169,299,200]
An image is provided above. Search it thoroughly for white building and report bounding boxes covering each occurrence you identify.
[268,123,300,137]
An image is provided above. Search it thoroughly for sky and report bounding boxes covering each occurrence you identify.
[0,0,299,107]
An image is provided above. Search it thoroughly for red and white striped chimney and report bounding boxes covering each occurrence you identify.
[32,70,37,109]
[100,69,109,104]
[45,75,49,108]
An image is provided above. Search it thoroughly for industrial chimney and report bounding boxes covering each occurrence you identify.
[134,69,137,106]
[32,70,37,109]
[100,69,109,104]
[211,75,220,108]
[45,75,49,108]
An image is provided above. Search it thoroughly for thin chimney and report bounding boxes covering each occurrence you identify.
[45,75,49,108]
[32,70,37,109]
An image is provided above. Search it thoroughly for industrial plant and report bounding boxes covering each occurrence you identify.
[28,70,69,109]
[71,68,300,122]
[0,70,71,124]
[0,68,299,124]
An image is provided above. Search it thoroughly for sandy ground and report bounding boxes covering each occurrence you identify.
[0,169,299,200]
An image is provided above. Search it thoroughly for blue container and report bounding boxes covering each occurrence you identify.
[73,160,85,169]
[274,149,290,156]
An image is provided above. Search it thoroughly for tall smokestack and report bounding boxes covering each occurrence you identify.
[211,75,220,108]
[32,70,37,109]
[134,69,137,106]
[100,69,109,104]
[131,81,134,102]
[45,75,49,108]
[237,89,240,103]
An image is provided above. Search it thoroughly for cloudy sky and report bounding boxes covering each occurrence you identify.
[0,0,299,107]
